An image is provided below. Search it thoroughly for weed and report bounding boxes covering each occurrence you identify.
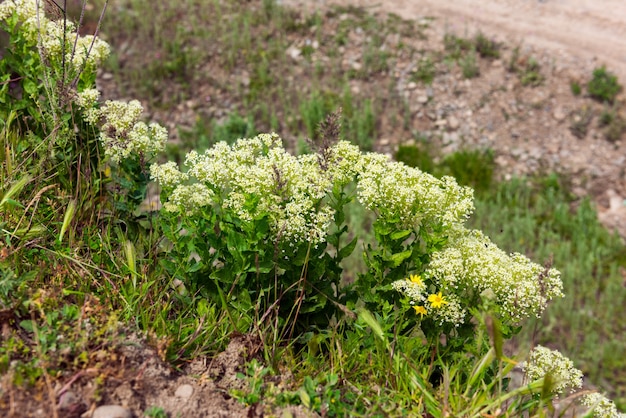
[520,57,544,87]
[395,141,436,174]
[460,50,480,79]
[600,107,626,142]
[443,33,473,60]
[144,406,168,418]
[571,80,582,96]
[411,56,436,85]
[588,66,622,103]
[569,107,594,139]
[474,31,500,59]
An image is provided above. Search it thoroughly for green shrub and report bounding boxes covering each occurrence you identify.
[588,66,621,103]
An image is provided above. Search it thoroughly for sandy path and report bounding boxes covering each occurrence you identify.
[284,0,626,81]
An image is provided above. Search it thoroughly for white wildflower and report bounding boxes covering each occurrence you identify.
[581,392,625,418]
[426,225,563,323]
[150,162,188,189]
[75,88,100,110]
[356,155,474,229]
[522,346,583,395]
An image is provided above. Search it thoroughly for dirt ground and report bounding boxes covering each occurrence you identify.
[286,0,626,81]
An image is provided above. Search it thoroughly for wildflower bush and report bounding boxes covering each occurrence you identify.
[2,1,625,416]
[152,118,564,345]
[0,0,164,229]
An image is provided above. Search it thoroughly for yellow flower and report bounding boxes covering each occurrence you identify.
[413,305,427,317]
[428,292,448,309]
[408,274,423,285]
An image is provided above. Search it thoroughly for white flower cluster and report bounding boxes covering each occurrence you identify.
[75,88,100,110]
[582,392,626,418]
[1,0,110,71]
[522,345,583,395]
[425,225,563,324]
[356,154,474,229]
[78,99,167,163]
[392,276,467,326]
[0,0,40,25]
[152,134,338,245]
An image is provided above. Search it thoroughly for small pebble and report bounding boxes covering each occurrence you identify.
[58,390,81,409]
[92,405,132,418]
[175,384,194,399]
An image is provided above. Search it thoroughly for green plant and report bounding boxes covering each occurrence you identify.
[152,119,562,370]
[600,107,626,142]
[471,175,626,406]
[569,106,594,139]
[474,31,500,59]
[443,33,473,60]
[411,57,436,85]
[520,57,543,86]
[460,50,480,79]
[507,48,544,87]
[395,141,436,174]
[144,406,168,418]
[588,66,622,103]
[571,80,582,96]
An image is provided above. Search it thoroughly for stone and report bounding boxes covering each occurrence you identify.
[92,405,132,418]
[175,384,194,399]
[286,46,301,61]
[553,107,567,122]
[417,95,429,104]
[447,116,460,130]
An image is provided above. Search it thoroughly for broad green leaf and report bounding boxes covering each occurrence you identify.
[338,236,358,260]
[390,229,412,241]
[386,249,412,267]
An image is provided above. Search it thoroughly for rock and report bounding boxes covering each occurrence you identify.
[435,119,447,128]
[417,95,429,104]
[58,390,86,415]
[407,81,418,90]
[442,132,460,145]
[447,116,460,130]
[286,46,301,61]
[175,384,194,399]
[92,405,132,418]
[553,107,567,122]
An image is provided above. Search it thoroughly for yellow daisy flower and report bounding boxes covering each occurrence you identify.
[408,274,423,285]
[427,292,448,309]
[413,305,427,317]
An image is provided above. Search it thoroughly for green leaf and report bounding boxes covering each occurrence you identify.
[390,229,412,241]
[386,249,412,268]
[338,236,358,260]
[22,78,38,97]
[373,220,393,237]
